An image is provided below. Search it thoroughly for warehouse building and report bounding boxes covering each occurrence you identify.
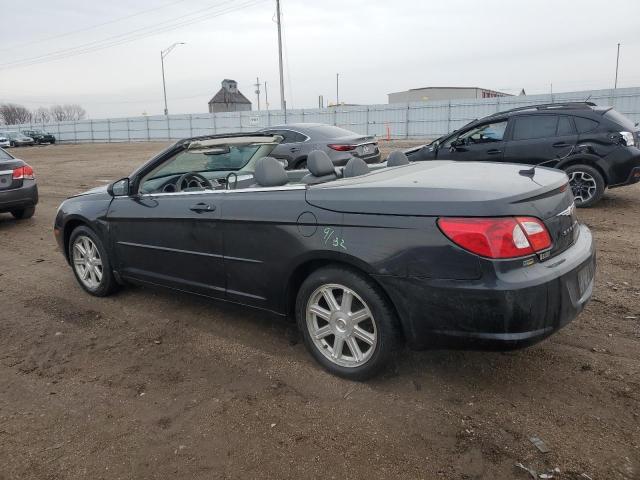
[388,86,511,104]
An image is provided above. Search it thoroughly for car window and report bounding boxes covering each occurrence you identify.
[557,116,576,136]
[309,125,358,138]
[286,131,307,143]
[458,120,507,144]
[0,148,13,161]
[512,115,558,140]
[574,117,599,133]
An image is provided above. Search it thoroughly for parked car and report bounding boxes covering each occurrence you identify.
[54,133,595,380]
[1,131,35,147]
[21,129,56,144]
[259,123,381,169]
[406,102,640,207]
[0,147,38,219]
[0,135,9,148]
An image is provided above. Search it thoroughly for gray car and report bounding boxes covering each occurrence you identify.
[260,123,381,169]
[0,147,38,219]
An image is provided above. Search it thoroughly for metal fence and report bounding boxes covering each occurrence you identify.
[5,87,640,143]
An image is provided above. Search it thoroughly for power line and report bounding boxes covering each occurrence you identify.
[0,0,192,53]
[0,0,267,71]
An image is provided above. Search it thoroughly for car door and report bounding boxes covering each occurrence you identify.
[502,114,578,165]
[437,120,507,161]
[106,149,227,299]
[220,184,309,312]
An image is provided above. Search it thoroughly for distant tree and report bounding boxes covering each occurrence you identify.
[50,104,87,121]
[0,103,32,125]
[32,107,51,124]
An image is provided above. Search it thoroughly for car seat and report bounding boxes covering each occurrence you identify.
[253,157,289,187]
[301,150,338,184]
[343,157,370,178]
[386,150,410,167]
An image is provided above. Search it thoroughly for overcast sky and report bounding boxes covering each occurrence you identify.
[1,0,639,118]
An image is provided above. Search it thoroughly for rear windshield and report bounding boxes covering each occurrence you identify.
[309,125,358,138]
[0,148,13,161]
[604,109,636,130]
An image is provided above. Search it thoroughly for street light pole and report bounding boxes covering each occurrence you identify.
[614,43,621,89]
[336,73,339,105]
[160,42,185,116]
[276,0,286,122]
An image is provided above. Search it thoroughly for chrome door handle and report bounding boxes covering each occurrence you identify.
[190,202,215,213]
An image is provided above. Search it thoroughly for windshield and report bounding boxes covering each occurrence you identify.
[0,148,14,161]
[147,145,261,181]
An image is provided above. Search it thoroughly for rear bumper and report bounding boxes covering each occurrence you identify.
[375,224,595,350]
[0,183,38,212]
[330,152,382,166]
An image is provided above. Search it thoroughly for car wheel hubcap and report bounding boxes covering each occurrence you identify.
[568,171,597,203]
[72,236,103,290]
[306,283,377,368]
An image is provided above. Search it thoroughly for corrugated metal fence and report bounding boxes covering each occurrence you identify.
[6,87,640,143]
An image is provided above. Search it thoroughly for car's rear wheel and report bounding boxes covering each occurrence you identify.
[69,226,118,297]
[11,206,35,219]
[296,266,399,380]
[565,164,605,207]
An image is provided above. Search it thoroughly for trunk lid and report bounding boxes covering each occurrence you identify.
[306,161,577,258]
[0,159,24,191]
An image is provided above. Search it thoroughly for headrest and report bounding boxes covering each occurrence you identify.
[343,157,370,178]
[386,150,410,167]
[254,157,288,187]
[307,150,335,177]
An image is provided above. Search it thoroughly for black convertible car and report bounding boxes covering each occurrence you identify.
[54,133,595,379]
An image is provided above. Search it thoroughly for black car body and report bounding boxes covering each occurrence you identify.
[0,148,38,219]
[54,134,595,379]
[406,102,640,206]
[21,129,56,144]
[260,123,381,169]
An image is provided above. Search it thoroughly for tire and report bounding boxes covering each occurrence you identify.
[565,164,605,208]
[68,225,118,297]
[11,206,35,219]
[295,265,400,380]
[9,141,15,148]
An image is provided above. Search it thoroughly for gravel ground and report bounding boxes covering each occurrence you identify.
[0,141,638,480]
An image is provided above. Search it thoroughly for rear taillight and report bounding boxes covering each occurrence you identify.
[437,216,551,259]
[328,144,356,151]
[12,164,35,180]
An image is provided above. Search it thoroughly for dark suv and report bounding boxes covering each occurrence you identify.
[406,102,640,206]
[21,129,56,145]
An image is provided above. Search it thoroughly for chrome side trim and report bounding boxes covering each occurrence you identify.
[117,241,262,264]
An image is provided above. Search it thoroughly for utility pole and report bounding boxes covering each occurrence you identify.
[160,42,185,116]
[319,95,324,108]
[264,81,269,110]
[276,0,286,121]
[614,43,621,89]
[254,77,261,111]
[336,73,340,105]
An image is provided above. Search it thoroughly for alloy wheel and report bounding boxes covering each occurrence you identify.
[306,283,377,368]
[72,235,103,290]
[568,171,597,204]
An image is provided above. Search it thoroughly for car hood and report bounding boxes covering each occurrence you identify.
[71,184,110,197]
[306,161,569,217]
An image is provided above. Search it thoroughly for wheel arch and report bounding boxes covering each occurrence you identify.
[283,253,407,341]
[61,216,92,263]
[557,155,609,186]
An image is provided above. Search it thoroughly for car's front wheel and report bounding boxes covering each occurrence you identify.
[69,226,118,297]
[565,164,605,207]
[11,206,35,219]
[296,266,399,380]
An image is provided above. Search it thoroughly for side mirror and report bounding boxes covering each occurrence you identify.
[108,178,130,197]
[275,158,289,169]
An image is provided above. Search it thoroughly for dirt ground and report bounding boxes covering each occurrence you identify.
[0,141,638,480]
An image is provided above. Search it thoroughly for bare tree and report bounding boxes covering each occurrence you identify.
[50,104,87,121]
[32,107,51,124]
[0,103,32,125]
